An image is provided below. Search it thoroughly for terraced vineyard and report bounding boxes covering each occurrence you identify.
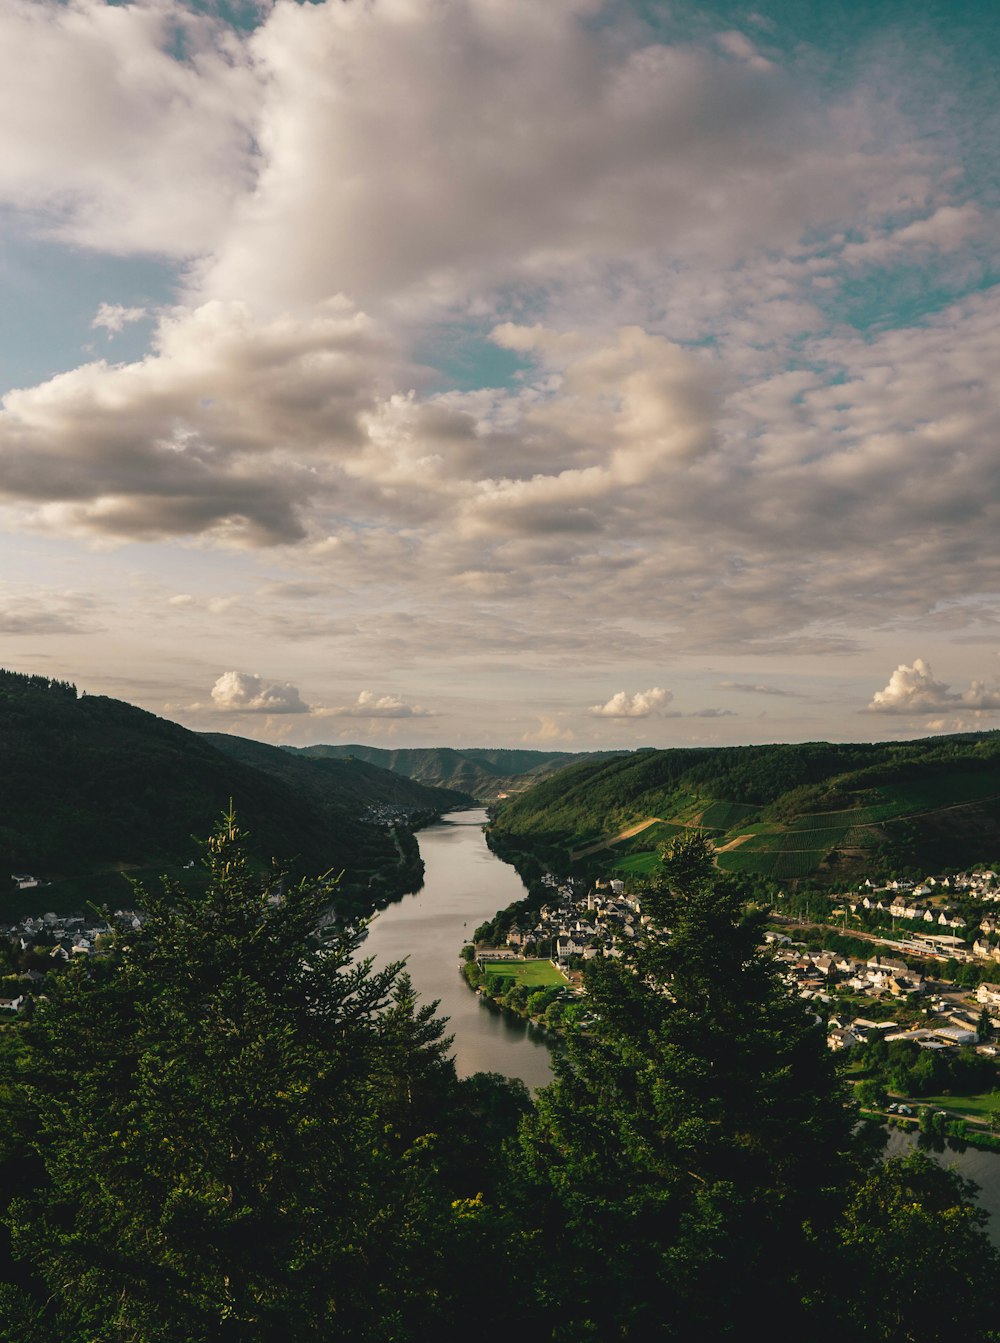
[697,800,760,830]
[492,731,1000,886]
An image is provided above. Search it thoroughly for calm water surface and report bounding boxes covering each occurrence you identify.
[363,809,554,1090]
[884,1126,1000,1240]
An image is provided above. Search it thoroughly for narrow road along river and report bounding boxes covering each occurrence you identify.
[362,808,555,1090]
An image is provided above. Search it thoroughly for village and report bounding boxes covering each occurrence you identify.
[473,865,1000,1076]
[0,906,144,1013]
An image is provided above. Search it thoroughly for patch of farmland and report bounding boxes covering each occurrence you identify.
[698,800,759,831]
[715,850,783,877]
[616,821,688,852]
[788,808,869,832]
[611,849,666,877]
[842,823,880,848]
[772,849,827,878]
[737,831,786,852]
[779,825,847,852]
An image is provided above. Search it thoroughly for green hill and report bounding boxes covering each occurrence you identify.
[288,743,614,800]
[489,734,1000,883]
[0,672,456,917]
[204,733,474,814]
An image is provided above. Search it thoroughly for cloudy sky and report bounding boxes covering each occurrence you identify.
[2,0,1000,749]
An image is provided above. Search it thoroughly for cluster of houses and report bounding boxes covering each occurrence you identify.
[768,939,1000,1057]
[477,876,645,965]
[843,890,968,929]
[361,803,419,826]
[771,942,928,1005]
[0,909,144,1013]
[858,871,998,898]
[825,1013,989,1056]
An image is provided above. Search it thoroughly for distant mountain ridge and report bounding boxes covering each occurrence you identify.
[488,734,1000,883]
[203,733,474,814]
[288,744,617,800]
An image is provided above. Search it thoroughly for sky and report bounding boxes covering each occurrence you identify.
[2,0,1000,750]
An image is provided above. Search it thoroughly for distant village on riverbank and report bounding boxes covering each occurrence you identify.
[472,864,1000,1077]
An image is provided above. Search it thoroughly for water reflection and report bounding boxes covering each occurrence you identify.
[362,810,555,1090]
[884,1125,1000,1241]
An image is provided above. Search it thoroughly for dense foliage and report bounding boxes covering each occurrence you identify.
[501,835,1000,1340]
[0,821,997,1341]
[0,813,528,1342]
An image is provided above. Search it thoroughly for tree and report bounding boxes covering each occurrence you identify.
[506,834,861,1340]
[0,812,507,1343]
[855,1078,888,1110]
[836,1153,1000,1341]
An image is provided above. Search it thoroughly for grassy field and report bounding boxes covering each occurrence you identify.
[913,1091,1000,1121]
[479,959,567,987]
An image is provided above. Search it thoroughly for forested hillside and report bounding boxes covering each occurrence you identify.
[490,733,1000,882]
[290,743,613,800]
[0,672,453,914]
[204,733,474,813]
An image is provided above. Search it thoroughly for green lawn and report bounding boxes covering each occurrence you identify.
[478,959,567,987]
[912,1091,1000,1121]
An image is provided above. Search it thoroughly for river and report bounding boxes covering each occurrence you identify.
[363,810,1000,1236]
[883,1126,1000,1239]
[363,808,554,1090]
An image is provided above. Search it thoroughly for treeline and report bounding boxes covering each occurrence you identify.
[291,744,598,800]
[0,822,997,1341]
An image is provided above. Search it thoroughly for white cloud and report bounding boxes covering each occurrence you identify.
[92,303,147,335]
[0,0,257,256]
[321,691,433,719]
[210,670,310,714]
[868,658,1000,714]
[198,0,912,314]
[590,687,673,718]
[0,587,102,635]
[522,716,575,743]
[0,299,397,545]
[719,681,795,697]
[4,0,1000,734]
[840,205,984,268]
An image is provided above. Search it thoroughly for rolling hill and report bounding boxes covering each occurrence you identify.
[287,744,615,800]
[488,734,1000,883]
[204,733,474,814]
[0,671,464,917]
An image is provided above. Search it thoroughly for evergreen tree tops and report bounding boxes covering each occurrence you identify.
[0,821,997,1341]
[507,833,1000,1341]
[0,812,525,1343]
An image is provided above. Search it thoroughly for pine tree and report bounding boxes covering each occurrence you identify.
[507,834,873,1339]
[0,812,499,1342]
